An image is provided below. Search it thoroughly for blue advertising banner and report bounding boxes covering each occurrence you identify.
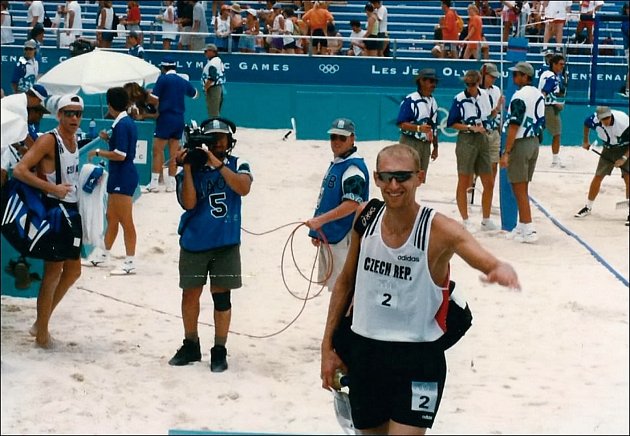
[1,47,627,142]
[1,47,628,95]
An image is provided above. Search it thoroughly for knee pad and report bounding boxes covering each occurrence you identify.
[212,290,231,312]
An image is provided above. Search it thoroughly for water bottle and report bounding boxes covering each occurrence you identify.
[76,128,84,142]
[89,118,96,140]
[82,164,104,194]
[332,369,349,391]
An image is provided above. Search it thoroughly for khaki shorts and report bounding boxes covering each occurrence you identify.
[399,134,431,174]
[179,244,242,290]
[317,232,351,291]
[455,132,491,175]
[506,136,540,183]
[595,146,630,176]
[544,105,563,136]
[486,130,500,163]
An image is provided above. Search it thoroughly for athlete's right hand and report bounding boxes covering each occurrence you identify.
[321,347,347,391]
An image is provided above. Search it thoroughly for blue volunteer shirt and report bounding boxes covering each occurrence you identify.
[108,113,138,181]
[151,70,197,117]
[396,92,438,142]
[176,156,253,252]
[446,89,492,130]
[128,44,145,59]
[308,151,370,244]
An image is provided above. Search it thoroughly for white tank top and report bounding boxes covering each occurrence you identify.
[45,129,79,203]
[352,206,448,342]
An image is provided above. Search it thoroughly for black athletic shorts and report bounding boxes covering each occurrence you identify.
[347,333,447,430]
[312,28,327,47]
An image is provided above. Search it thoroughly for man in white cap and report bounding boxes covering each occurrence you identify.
[500,61,545,243]
[305,118,370,291]
[145,56,198,193]
[12,94,85,348]
[201,43,225,118]
[11,40,39,94]
[575,106,629,226]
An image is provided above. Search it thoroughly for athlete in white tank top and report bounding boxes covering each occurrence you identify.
[44,128,79,203]
[352,205,447,342]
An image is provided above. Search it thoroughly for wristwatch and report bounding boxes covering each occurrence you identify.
[95,148,100,157]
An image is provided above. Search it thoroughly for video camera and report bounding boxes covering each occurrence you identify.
[182,117,237,171]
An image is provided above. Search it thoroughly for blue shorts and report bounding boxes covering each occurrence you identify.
[107,169,139,196]
[154,113,185,140]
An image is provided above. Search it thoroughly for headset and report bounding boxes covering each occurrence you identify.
[182,117,238,170]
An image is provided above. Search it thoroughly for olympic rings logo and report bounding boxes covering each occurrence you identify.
[319,64,340,74]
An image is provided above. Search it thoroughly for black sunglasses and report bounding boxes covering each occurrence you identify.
[376,171,418,183]
[62,110,83,118]
[330,134,349,142]
[422,78,437,84]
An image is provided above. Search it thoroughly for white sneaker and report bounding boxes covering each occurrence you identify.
[141,184,160,193]
[110,260,136,275]
[506,225,523,240]
[515,230,539,244]
[85,250,109,267]
[574,205,591,218]
[462,220,475,233]
[551,157,566,168]
[165,177,176,193]
[480,219,498,231]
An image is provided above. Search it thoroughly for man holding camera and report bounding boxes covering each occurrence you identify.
[168,118,253,373]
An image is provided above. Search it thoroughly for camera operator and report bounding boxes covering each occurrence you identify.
[168,118,253,373]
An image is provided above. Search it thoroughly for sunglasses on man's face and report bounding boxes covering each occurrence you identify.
[422,78,437,84]
[62,110,83,118]
[376,171,418,183]
[330,134,349,142]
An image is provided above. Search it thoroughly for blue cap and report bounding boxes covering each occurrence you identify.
[30,84,48,101]
[159,56,176,67]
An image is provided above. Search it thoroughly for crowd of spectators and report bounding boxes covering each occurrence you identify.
[0,0,628,60]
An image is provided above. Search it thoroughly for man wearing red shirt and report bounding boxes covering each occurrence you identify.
[440,0,459,59]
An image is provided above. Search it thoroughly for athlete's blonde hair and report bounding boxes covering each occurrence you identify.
[376,143,421,171]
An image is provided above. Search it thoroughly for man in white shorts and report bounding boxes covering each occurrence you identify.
[542,0,573,52]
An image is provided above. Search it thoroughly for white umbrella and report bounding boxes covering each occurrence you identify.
[1,101,28,152]
[36,49,161,95]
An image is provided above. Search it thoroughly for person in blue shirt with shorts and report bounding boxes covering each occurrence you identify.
[87,87,139,274]
[146,56,198,193]
[168,117,253,373]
